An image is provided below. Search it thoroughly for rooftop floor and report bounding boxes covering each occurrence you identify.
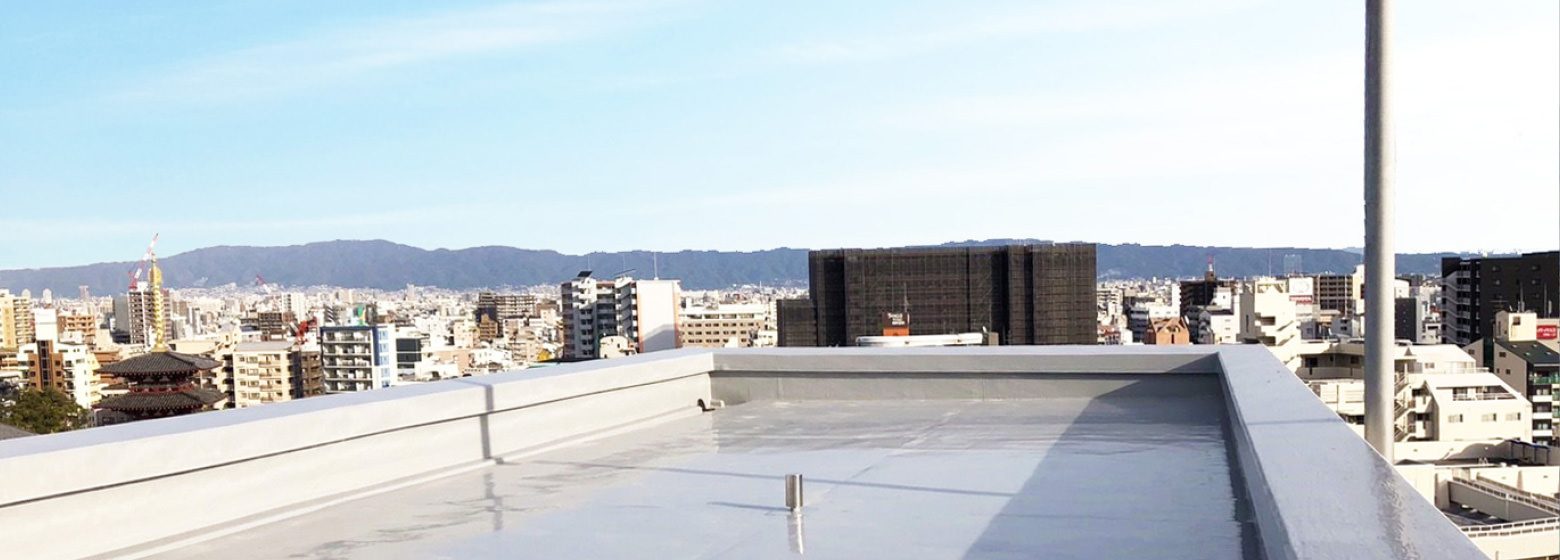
[157,394,1256,559]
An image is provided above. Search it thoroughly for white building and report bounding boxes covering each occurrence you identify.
[1194,307,1240,345]
[31,308,57,343]
[1310,372,1531,442]
[1126,301,1177,344]
[1295,341,1480,381]
[560,275,681,360]
[319,325,396,393]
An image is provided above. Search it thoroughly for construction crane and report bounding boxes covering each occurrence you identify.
[126,234,159,290]
[254,274,280,312]
[292,317,317,346]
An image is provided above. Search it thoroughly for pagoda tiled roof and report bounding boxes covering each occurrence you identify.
[95,388,224,412]
[96,351,221,376]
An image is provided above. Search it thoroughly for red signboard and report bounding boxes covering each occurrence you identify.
[1538,325,1558,340]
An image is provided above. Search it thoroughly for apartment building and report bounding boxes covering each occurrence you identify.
[319,325,396,393]
[779,244,1096,347]
[560,275,680,360]
[1465,312,1560,445]
[1441,251,1558,346]
[1311,372,1530,442]
[0,291,35,349]
[125,287,171,347]
[290,350,324,399]
[228,341,295,408]
[1314,265,1363,316]
[679,303,775,348]
[20,340,100,408]
[1240,278,1304,363]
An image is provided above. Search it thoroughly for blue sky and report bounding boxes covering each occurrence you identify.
[2,0,1556,269]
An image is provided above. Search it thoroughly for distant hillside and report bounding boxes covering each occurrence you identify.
[0,239,1498,294]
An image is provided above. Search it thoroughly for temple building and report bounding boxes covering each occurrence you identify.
[94,352,224,424]
[91,238,225,424]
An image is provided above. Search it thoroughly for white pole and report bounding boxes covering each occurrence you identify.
[1364,0,1396,462]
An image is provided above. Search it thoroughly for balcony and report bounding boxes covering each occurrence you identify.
[0,347,1487,559]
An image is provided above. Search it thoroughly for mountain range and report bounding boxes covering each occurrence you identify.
[0,239,1489,294]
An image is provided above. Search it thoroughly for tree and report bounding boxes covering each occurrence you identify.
[0,387,90,434]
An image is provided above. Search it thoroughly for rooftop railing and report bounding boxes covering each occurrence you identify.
[1459,517,1560,538]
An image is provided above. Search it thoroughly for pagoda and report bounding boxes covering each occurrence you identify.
[94,240,223,423]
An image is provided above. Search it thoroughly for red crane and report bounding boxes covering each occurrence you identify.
[126,234,159,290]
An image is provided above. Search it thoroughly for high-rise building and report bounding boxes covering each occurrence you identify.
[1314,265,1364,317]
[0,291,36,349]
[778,244,1096,347]
[126,286,171,347]
[1441,251,1558,346]
[559,275,681,359]
[223,341,297,408]
[1178,261,1235,319]
[475,292,541,343]
[254,311,297,340]
[319,325,396,393]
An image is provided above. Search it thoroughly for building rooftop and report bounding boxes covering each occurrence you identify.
[0,346,1490,559]
[1496,340,1559,365]
[95,351,221,375]
[159,397,1252,560]
[235,340,295,353]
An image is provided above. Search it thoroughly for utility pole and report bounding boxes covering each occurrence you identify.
[1363,0,1395,461]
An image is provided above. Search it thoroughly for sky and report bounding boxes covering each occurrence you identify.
[1,0,1556,269]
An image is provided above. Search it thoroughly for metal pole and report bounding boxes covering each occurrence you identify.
[785,473,804,511]
[1364,0,1395,462]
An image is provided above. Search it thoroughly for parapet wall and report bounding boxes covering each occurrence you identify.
[0,351,714,559]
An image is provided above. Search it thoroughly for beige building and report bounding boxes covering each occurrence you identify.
[0,291,36,350]
[228,341,296,408]
[679,303,775,348]
[57,312,98,346]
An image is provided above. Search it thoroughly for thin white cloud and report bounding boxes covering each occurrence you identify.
[0,205,480,243]
[115,0,684,103]
[770,0,1257,64]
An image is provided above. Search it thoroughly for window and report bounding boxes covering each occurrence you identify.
[1481,413,1497,422]
[1507,413,1522,421]
[1447,414,1463,423]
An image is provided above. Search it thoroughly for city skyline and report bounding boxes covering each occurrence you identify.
[3,0,1557,268]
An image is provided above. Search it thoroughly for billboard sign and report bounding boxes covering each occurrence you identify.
[882,312,910,336]
[1538,325,1558,340]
